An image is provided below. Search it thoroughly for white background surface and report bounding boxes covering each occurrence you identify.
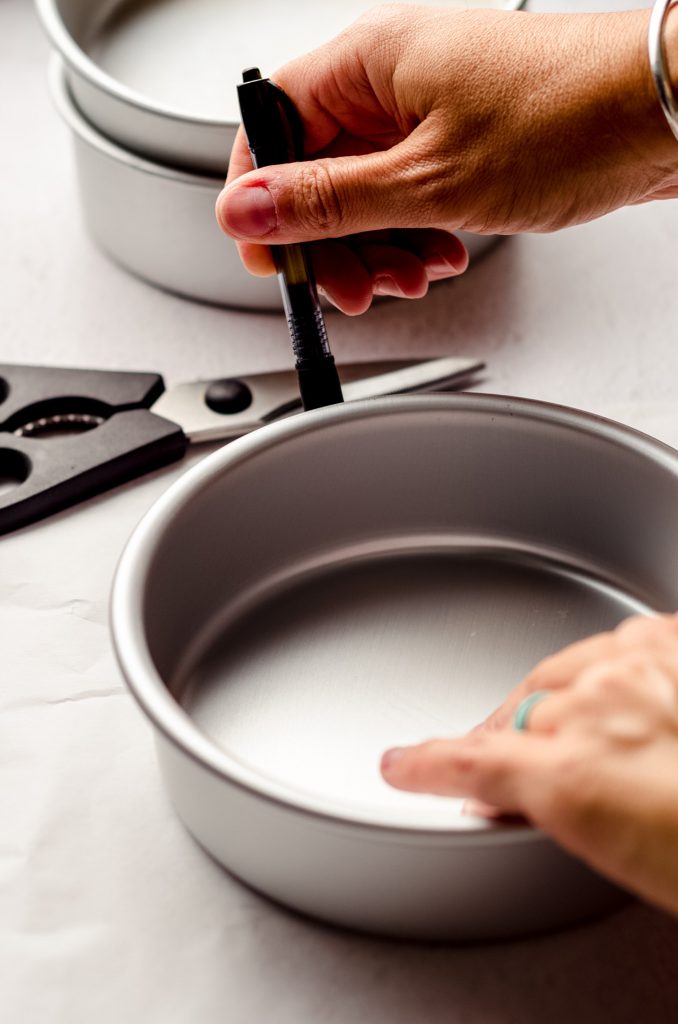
[3,0,678,1021]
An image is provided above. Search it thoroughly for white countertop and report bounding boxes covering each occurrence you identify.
[3,1,678,1021]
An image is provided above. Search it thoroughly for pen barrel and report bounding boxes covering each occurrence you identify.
[275,246,343,406]
[239,72,343,410]
[295,355,344,411]
[279,278,343,409]
[282,283,331,361]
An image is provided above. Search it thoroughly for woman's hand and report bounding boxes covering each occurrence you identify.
[216,5,678,313]
[381,613,678,917]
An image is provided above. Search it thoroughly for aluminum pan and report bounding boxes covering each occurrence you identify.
[112,394,678,832]
[112,393,678,937]
[37,0,527,172]
[112,391,678,937]
[49,57,282,309]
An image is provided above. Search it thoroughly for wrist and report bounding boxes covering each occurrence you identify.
[603,9,678,194]
[642,4,678,180]
[531,10,678,219]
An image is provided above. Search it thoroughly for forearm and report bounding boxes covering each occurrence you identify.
[491,10,678,229]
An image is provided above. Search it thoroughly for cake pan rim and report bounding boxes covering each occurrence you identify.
[49,55,225,186]
[37,0,230,128]
[36,0,528,130]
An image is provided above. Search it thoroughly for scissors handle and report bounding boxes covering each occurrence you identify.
[0,364,187,536]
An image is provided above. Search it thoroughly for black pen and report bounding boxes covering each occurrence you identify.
[237,68,344,411]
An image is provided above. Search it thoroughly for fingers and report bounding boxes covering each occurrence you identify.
[233,241,276,277]
[381,733,556,813]
[312,241,373,315]
[615,612,678,651]
[528,653,678,738]
[386,614,678,808]
[378,650,678,813]
[231,229,468,314]
[478,614,678,736]
[225,125,254,187]
[398,229,469,280]
[222,131,277,277]
[479,630,619,733]
[359,243,429,299]
[216,124,449,245]
[380,615,678,916]
[314,230,466,312]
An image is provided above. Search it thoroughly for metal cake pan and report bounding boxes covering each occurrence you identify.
[37,0,527,174]
[49,56,510,310]
[49,57,281,310]
[111,394,678,941]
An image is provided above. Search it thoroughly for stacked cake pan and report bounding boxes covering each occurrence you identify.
[36,0,526,310]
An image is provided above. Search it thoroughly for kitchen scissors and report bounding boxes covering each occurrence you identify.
[0,356,483,535]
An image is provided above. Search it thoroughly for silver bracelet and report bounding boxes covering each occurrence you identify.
[649,0,678,142]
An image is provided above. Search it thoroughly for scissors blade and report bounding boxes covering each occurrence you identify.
[341,357,484,402]
[152,357,484,444]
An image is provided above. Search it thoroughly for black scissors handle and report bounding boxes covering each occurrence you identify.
[0,364,187,536]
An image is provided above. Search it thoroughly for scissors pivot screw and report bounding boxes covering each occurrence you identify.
[205,379,253,416]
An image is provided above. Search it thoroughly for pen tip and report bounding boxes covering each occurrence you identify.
[242,67,263,83]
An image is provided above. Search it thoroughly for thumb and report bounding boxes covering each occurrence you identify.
[216,136,441,244]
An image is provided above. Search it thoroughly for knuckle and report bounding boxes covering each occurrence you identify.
[534,749,598,830]
[577,660,627,700]
[294,162,344,234]
[388,152,455,226]
[472,755,508,796]
[451,749,482,779]
[615,614,663,646]
[435,740,480,777]
[619,612,678,651]
[521,648,568,689]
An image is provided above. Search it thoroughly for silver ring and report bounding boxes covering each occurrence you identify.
[649,0,678,143]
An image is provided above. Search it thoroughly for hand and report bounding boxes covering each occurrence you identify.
[381,614,678,917]
[216,5,678,314]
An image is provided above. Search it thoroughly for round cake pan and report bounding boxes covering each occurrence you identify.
[37,0,527,174]
[49,56,281,310]
[49,56,506,310]
[111,394,678,941]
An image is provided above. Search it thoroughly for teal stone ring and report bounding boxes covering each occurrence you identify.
[513,690,552,731]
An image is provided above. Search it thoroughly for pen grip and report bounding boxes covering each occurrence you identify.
[286,300,330,359]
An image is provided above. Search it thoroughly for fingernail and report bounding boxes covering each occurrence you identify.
[373,275,407,298]
[218,184,278,238]
[424,253,464,279]
[317,287,341,311]
[381,747,406,773]
[462,799,496,818]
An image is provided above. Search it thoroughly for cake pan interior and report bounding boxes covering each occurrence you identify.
[136,396,678,830]
[178,548,649,829]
